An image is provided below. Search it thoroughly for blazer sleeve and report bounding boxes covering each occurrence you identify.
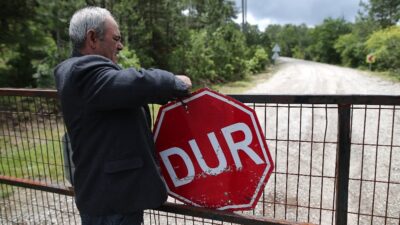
[71,56,189,111]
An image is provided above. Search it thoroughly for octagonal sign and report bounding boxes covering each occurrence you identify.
[153,88,274,211]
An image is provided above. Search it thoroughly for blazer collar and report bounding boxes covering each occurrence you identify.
[72,49,83,58]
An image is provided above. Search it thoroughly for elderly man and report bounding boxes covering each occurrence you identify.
[54,6,191,225]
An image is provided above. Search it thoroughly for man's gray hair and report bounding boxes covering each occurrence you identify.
[69,6,115,51]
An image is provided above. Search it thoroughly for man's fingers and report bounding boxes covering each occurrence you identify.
[176,75,192,89]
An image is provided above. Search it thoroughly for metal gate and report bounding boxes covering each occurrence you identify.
[1,88,399,225]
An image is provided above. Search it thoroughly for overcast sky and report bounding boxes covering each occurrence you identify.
[232,0,362,30]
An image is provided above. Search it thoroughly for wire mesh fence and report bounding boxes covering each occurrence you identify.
[256,103,339,224]
[1,89,399,225]
[347,105,400,225]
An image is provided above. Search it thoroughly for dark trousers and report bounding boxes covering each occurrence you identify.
[80,211,143,225]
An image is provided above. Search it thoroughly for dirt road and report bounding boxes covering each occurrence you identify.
[247,57,400,95]
[246,57,400,225]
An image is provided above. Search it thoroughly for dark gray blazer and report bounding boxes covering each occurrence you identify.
[54,54,189,215]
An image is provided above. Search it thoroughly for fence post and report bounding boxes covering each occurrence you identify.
[335,104,351,225]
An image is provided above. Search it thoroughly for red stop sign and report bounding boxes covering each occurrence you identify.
[153,88,274,210]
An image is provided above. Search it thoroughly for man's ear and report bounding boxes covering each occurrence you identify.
[87,29,98,49]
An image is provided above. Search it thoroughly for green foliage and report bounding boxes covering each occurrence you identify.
[184,0,238,30]
[334,33,366,67]
[333,13,381,69]
[365,26,400,72]
[1,0,399,87]
[118,48,141,69]
[247,47,269,74]
[306,18,352,64]
[185,23,253,85]
[209,23,248,82]
[32,37,59,88]
[280,24,303,57]
[186,30,217,84]
[265,24,311,59]
[243,24,262,48]
[353,14,381,37]
[0,0,82,88]
[292,46,306,59]
[360,0,400,28]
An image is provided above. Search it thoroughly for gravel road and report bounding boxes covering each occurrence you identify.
[247,57,400,95]
[246,57,400,225]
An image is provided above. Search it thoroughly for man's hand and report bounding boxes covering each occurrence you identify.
[176,75,192,89]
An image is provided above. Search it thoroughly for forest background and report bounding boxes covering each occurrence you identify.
[0,0,399,88]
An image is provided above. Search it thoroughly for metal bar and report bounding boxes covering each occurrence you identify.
[0,175,315,225]
[160,202,315,225]
[384,106,396,224]
[319,105,329,225]
[308,105,315,222]
[285,104,290,219]
[335,104,352,225]
[0,175,74,196]
[357,105,368,225]
[2,88,400,105]
[296,104,303,221]
[0,88,58,98]
[263,102,267,217]
[229,94,400,105]
[274,103,279,218]
[371,105,382,224]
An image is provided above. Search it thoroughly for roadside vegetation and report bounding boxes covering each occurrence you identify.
[0,0,400,88]
[0,0,271,89]
[266,1,399,80]
[1,0,398,90]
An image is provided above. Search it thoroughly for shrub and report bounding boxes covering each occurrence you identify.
[365,26,400,72]
[246,47,269,74]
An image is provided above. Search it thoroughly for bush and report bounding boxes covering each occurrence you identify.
[209,23,248,82]
[365,26,400,72]
[185,30,217,85]
[185,24,249,85]
[334,33,366,67]
[246,47,269,74]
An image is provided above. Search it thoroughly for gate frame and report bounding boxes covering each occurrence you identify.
[1,88,400,225]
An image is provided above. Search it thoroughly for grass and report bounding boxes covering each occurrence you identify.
[1,136,65,179]
[209,67,276,95]
[370,70,400,83]
[0,128,67,199]
[355,65,400,83]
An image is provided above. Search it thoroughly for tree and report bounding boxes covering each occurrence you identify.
[334,33,366,67]
[209,22,247,82]
[264,24,283,55]
[242,23,271,73]
[183,0,237,31]
[0,0,268,88]
[306,18,352,64]
[360,0,400,28]
[185,30,216,84]
[0,0,43,87]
